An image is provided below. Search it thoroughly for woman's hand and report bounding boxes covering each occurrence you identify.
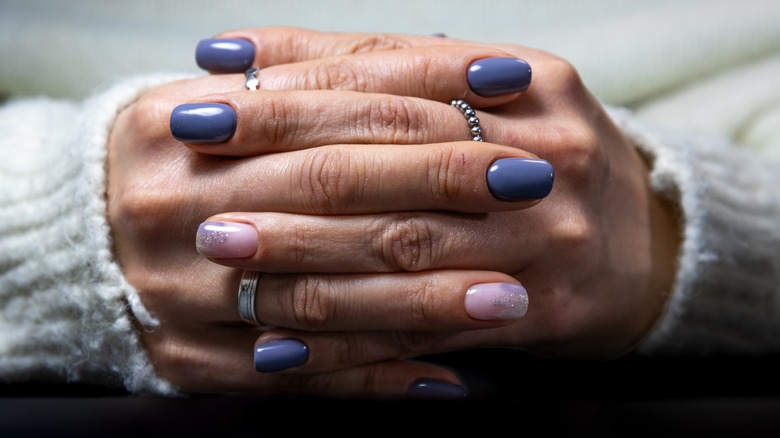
[107,28,679,397]
[186,29,680,360]
[107,40,550,397]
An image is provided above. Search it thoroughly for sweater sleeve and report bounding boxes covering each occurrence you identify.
[607,106,780,356]
[0,75,187,395]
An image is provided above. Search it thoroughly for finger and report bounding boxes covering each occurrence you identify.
[147,265,528,330]
[252,270,528,331]
[251,329,495,380]
[194,211,536,274]
[186,142,553,215]
[196,26,464,72]
[143,323,466,399]
[190,44,532,111]
[173,91,491,156]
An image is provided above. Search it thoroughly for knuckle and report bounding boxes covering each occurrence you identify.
[290,275,336,329]
[407,278,439,327]
[544,55,587,93]
[547,124,607,189]
[309,59,367,91]
[124,94,171,145]
[362,96,427,144]
[108,182,176,237]
[427,145,467,202]
[550,213,601,262]
[301,147,362,214]
[376,213,441,272]
[346,34,413,54]
[254,94,300,147]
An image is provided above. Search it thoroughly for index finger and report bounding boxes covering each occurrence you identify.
[196,26,463,72]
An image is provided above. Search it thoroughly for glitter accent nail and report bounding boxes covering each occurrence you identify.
[195,221,258,258]
[464,282,529,321]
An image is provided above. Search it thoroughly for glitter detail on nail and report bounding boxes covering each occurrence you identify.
[198,230,229,247]
[492,283,529,319]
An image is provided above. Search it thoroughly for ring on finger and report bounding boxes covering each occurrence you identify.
[237,269,271,329]
[451,99,483,142]
[245,67,260,90]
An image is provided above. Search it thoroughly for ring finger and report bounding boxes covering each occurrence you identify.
[172,90,493,156]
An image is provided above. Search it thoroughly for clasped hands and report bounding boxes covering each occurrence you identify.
[107,27,679,398]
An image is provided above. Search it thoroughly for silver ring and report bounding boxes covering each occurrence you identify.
[451,99,483,142]
[238,269,262,325]
[245,67,260,90]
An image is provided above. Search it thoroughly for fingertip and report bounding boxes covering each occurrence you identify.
[196,38,256,73]
[486,157,554,201]
[467,57,532,98]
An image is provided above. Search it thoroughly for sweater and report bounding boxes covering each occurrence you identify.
[1,0,779,395]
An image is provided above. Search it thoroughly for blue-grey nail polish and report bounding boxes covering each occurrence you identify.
[408,379,467,399]
[255,339,309,373]
[467,57,532,97]
[487,158,554,201]
[170,103,236,144]
[196,38,255,73]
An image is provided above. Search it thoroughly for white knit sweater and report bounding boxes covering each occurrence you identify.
[1,0,779,395]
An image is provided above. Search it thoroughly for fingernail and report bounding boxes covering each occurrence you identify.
[196,38,255,73]
[487,157,554,201]
[465,282,528,321]
[170,103,236,144]
[255,339,309,373]
[408,379,467,400]
[432,32,447,38]
[467,57,532,97]
[196,221,258,258]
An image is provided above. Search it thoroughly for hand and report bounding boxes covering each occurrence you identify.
[186,29,680,361]
[107,37,550,397]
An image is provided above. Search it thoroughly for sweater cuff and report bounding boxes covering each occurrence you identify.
[607,106,780,356]
[0,74,189,394]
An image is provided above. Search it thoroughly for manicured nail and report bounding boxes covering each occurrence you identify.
[408,379,467,400]
[465,282,528,321]
[467,57,532,97]
[196,38,255,73]
[170,103,236,144]
[196,221,258,258]
[255,339,309,373]
[432,32,447,38]
[486,157,554,201]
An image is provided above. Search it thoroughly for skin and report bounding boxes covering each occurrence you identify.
[106,27,680,397]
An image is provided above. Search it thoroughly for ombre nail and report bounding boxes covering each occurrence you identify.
[465,282,528,321]
[467,57,532,97]
[408,379,467,399]
[255,339,309,373]
[196,221,258,258]
[196,38,255,73]
[170,103,236,144]
[486,157,554,201]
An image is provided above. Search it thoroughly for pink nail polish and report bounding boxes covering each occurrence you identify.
[465,282,528,321]
[196,221,258,258]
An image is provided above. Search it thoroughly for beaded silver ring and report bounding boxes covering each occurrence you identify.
[451,99,484,142]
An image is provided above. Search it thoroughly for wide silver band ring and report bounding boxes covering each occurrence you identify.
[245,67,260,90]
[238,269,263,326]
[451,99,484,142]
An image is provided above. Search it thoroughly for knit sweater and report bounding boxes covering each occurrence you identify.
[1,0,780,395]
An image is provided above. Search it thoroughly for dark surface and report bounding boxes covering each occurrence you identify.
[3,349,780,436]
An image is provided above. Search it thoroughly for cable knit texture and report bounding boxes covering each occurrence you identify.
[608,107,780,355]
[1,0,780,395]
[0,75,186,395]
